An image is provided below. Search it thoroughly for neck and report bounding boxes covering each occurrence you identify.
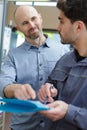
[74,43,87,57]
[26,34,46,47]
[73,32,87,57]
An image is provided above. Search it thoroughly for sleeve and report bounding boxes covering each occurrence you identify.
[65,104,87,130]
[0,52,16,97]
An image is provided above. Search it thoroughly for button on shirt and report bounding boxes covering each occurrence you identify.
[0,35,69,130]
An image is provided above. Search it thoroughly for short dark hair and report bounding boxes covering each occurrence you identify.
[56,0,87,26]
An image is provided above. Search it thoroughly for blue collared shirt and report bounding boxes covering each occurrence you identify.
[0,35,69,130]
[0,36,69,97]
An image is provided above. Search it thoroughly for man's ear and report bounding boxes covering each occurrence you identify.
[76,21,84,32]
[15,25,21,32]
[39,13,43,21]
[39,13,42,18]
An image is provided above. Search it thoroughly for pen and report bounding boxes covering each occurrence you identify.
[44,84,54,104]
[40,84,54,128]
[44,96,49,104]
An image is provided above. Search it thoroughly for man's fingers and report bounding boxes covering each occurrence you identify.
[26,84,36,99]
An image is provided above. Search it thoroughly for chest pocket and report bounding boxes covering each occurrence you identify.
[49,67,70,100]
[50,66,87,105]
[50,67,70,84]
[49,66,86,103]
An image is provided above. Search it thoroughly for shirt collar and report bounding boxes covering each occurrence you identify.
[23,34,50,50]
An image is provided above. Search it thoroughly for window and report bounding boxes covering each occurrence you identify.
[0,0,7,69]
[13,0,57,6]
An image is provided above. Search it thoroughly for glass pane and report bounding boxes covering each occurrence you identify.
[0,0,7,70]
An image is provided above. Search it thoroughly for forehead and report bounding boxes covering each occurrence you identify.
[58,9,71,22]
[58,9,65,19]
[15,6,39,22]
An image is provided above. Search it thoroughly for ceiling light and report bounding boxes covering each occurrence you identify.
[16,2,56,6]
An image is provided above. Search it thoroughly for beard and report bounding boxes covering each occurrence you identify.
[60,38,69,45]
[60,34,73,45]
[28,34,39,40]
[59,31,76,45]
[61,40,70,45]
[26,30,41,40]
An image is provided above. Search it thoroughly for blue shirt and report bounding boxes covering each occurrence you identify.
[47,49,87,130]
[0,35,69,130]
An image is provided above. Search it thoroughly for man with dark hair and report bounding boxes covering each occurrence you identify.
[38,0,87,130]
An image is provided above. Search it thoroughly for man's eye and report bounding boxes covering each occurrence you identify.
[31,17,37,21]
[23,21,28,25]
[60,20,64,24]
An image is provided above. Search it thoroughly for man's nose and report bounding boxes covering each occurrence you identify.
[57,24,61,32]
[28,21,35,27]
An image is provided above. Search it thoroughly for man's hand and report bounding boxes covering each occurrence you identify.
[38,83,58,103]
[4,83,36,100]
[40,101,68,121]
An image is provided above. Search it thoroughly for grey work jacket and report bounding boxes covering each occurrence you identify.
[47,50,87,130]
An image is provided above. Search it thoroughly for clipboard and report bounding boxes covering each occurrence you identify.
[0,98,49,113]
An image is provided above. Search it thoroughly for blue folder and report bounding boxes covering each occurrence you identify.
[0,98,49,113]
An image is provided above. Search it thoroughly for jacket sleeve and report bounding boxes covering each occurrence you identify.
[65,83,87,130]
[65,104,87,130]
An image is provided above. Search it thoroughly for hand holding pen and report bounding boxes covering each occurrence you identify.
[38,83,58,104]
